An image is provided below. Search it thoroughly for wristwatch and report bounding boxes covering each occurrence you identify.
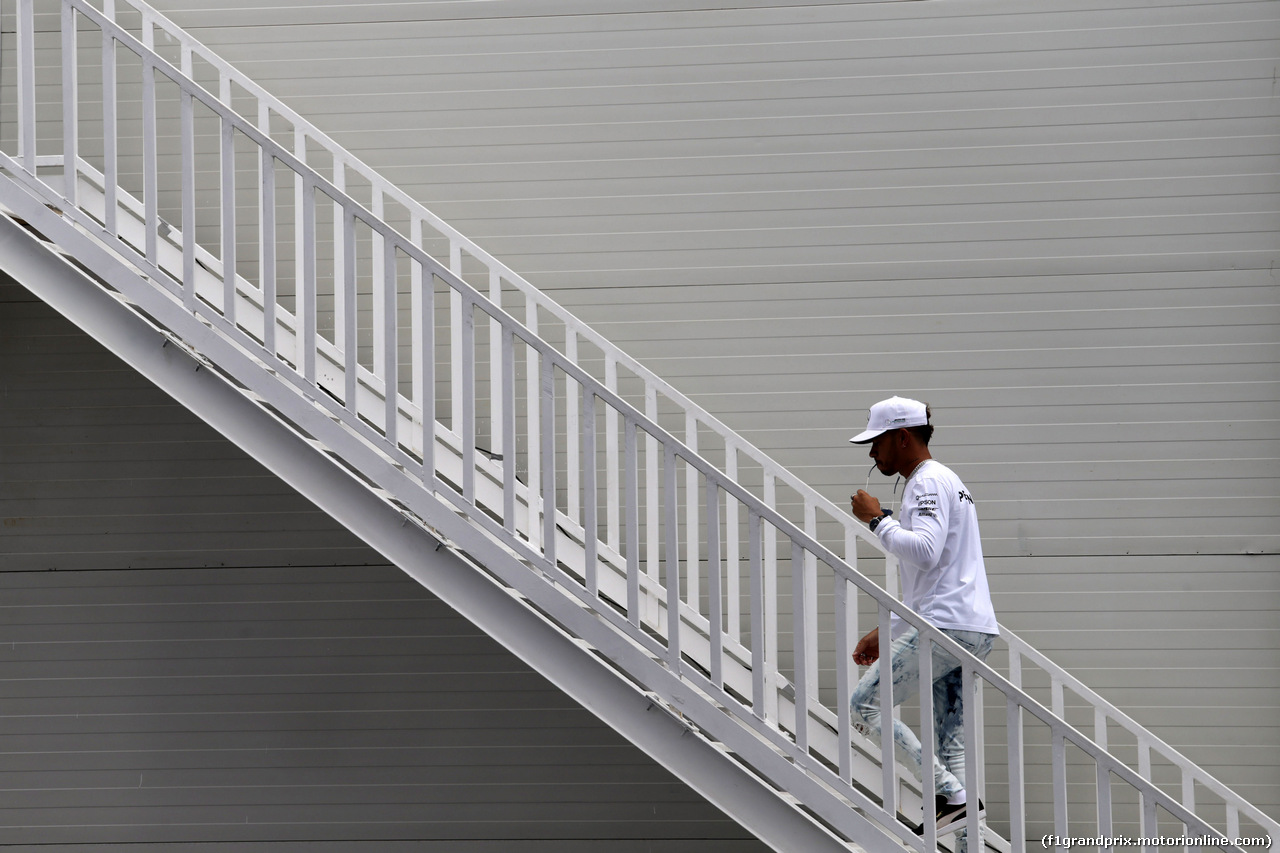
[868,509,892,532]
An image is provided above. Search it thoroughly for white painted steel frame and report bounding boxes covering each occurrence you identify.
[5,0,1277,849]
[0,207,864,853]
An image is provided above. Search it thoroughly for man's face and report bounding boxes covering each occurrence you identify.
[867,430,902,476]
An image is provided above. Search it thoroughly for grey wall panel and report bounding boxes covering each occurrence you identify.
[0,284,768,850]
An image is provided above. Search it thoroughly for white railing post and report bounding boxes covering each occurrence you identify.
[17,0,37,174]
[565,330,580,520]
[260,146,276,355]
[61,2,78,207]
[342,207,357,408]
[1007,697,1026,853]
[539,351,556,568]
[790,537,810,755]
[664,444,681,669]
[835,574,854,783]
[582,391,599,597]
[220,116,237,324]
[684,412,700,610]
[624,418,641,626]
[645,383,660,580]
[383,233,400,449]
[919,634,937,852]
[526,299,542,550]
[706,480,724,688]
[877,603,896,822]
[102,18,119,236]
[332,162,347,351]
[749,510,767,720]
[725,442,741,643]
[489,270,504,454]
[180,87,195,311]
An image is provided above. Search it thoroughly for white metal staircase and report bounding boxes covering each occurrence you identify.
[0,2,1275,851]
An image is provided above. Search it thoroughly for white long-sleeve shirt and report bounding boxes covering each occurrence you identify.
[873,459,999,638]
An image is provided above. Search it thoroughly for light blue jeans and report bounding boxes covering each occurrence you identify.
[850,627,996,817]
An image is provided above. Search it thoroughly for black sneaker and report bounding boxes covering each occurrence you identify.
[917,795,985,836]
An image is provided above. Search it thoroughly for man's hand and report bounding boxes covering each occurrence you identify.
[851,489,882,523]
[853,627,880,666]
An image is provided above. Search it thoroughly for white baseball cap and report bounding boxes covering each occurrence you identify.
[849,396,929,444]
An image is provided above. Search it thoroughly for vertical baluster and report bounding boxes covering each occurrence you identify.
[624,418,640,626]
[372,186,387,379]
[61,4,78,206]
[260,147,276,354]
[180,87,195,311]
[451,242,465,450]
[920,634,937,852]
[421,265,437,486]
[372,187,386,374]
[526,300,541,550]
[142,57,158,265]
[802,502,819,704]
[762,474,778,723]
[18,0,36,174]
[645,384,660,580]
[963,663,982,846]
[332,162,346,351]
[974,673,987,799]
[461,293,477,505]
[383,233,399,449]
[1138,741,1153,843]
[342,208,357,411]
[1141,798,1158,853]
[583,391,598,597]
[565,330,580,520]
[300,177,317,383]
[876,604,896,820]
[605,355,620,550]
[257,100,271,339]
[844,519,858,647]
[489,270,504,453]
[101,20,118,236]
[725,442,741,642]
[685,413,700,610]
[706,480,723,688]
[1053,727,1069,849]
[790,538,809,755]
[1097,764,1114,851]
[500,327,516,532]
[749,510,766,719]
[664,445,681,669]
[293,129,306,357]
[835,572,853,783]
[1007,698,1026,853]
[220,116,236,324]
[409,216,424,427]
[540,352,556,567]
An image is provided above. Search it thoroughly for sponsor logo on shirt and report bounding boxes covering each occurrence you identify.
[958,489,974,505]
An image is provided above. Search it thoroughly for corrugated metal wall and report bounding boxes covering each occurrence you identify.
[1,0,1276,842]
[0,275,769,850]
